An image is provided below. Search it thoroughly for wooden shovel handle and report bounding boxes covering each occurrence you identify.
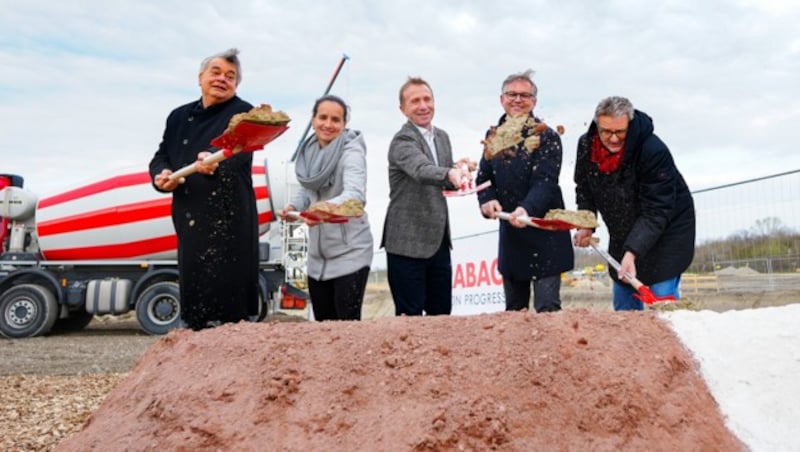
[168,146,243,182]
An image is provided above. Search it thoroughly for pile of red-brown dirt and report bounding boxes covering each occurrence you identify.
[58,310,743,451]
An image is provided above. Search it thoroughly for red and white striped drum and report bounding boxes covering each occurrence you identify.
[35,166,275,260]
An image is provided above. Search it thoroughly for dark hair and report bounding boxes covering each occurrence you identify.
[398,77,433,106]
[200,48,242,85]
[312,94,349,123]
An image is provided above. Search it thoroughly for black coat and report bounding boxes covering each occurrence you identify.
[574,110,695,284]
[149,96,259,328]
[476,113,574,281]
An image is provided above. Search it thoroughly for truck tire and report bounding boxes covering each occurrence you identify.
[0,284,59,338]
[249,293,269,323]
[135,281,180,335]
[51,311,95,334]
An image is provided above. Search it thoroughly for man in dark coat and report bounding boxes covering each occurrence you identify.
[476,70,574,313]
[149,48,259,330]
[573,96,695,311]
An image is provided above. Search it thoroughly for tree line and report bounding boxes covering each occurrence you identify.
[574,217,800,275]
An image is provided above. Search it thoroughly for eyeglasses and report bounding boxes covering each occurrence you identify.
[598,128,628,139]
[503,91,534,100]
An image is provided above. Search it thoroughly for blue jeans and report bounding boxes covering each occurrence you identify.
[612,276,681,311]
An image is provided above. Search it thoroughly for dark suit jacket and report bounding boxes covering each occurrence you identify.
[381,121,454,259]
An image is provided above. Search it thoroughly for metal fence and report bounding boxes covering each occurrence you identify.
[689,169,800,292]
[372,169,800,294]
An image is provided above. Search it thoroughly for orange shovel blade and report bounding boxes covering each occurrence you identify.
[632,285,678,305]
[210,121,289,152]
[527,217,583,231]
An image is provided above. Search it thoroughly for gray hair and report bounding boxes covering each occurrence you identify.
[594,96,634,122]
[501,69,538,97]
[199,48,242,85]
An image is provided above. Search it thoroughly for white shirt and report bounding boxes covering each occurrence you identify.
[415,124,439,166]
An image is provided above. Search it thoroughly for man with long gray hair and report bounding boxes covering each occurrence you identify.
[573,96,695,310]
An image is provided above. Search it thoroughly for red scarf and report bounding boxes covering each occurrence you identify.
[590,134,624,173]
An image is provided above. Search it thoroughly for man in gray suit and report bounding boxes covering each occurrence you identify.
[381,77,470,316]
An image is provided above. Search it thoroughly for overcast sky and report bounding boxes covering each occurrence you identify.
[3,0,799,244]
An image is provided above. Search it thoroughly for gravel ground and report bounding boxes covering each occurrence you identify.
[0,315,155,451]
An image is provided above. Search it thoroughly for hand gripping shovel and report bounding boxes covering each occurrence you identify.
[588,240,677,306]
[495,211,584,231]
[169,121,289,182]
[442,164,492,197]
[443,180,492,197]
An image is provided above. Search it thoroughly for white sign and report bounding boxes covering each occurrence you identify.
[450,231,505,315]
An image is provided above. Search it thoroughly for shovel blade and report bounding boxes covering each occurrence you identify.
[528,217,582,231]
[299,211,351,224]
[632,285,678,305]
[210,121,289,152]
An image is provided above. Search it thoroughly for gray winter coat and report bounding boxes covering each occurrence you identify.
[291,129,374,280]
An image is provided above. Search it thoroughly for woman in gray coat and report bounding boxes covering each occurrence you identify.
[284,95,373,320]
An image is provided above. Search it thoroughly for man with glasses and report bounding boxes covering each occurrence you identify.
[475,70,574,313]
[572,96,696,311]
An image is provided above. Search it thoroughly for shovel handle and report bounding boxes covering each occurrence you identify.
[495,211,536,227]
[168,147,242,182]
[281,211,301,221]
[588,241,645,291]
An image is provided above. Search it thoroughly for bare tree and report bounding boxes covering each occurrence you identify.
[749,217,791,237]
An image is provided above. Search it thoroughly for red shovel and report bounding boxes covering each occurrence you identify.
[169,121,289,182]
[495,211,584,231]
[589,240,677,306]
[442,163,491,197]
[282,210,350,224]
[443,180,492,197]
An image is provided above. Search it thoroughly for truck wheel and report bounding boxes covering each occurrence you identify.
[51,311,95,334]
[249,293,269,323]
[135,282,180,335]
[0,284,59,338]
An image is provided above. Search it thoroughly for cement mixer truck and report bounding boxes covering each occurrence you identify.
[0,160,309,338]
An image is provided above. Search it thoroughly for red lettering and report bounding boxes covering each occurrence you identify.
[477,260,491,286]
[491,258,503,285]
[466,262,476,287]
[453,264,465,288]
[453,259,504,288]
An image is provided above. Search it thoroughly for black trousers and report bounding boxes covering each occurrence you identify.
[387,238,452,316]
[503,274,562,313]
[307,266,370,321]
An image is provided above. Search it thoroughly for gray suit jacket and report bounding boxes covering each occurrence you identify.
[381,121,455,259]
